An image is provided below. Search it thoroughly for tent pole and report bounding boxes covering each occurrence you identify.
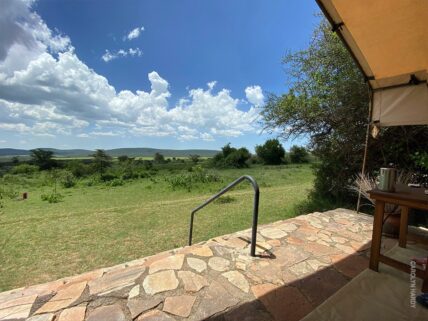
[357,87,373,213]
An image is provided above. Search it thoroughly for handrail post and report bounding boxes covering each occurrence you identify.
[188,175,260,257]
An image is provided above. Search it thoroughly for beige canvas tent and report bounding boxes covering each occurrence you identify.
[316,0,428,127]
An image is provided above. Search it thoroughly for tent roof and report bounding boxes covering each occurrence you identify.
[316,0,428,91]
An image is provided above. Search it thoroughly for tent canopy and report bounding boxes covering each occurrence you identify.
[316,0,428,126]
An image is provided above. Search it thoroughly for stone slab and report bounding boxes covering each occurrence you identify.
[36,281,87,314]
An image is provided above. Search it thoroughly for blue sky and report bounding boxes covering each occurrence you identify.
[0,0,319,151]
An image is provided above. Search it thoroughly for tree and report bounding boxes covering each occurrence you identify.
[91,149,112,174]
[30,149,56,170]
[261,20,428,202]
[212,144,251,168]
[289,145,309,163]
[189,154,200,163]
[153,152,165,163]
[255,139,285,165]
[118,155,129,163]
[11,156,19,164]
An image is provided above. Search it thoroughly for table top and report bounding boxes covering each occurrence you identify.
[369,184,428,206]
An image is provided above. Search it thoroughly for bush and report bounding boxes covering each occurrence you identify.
[67,160,90,178]
[108,178,124,187]
[61,171,76,188]
[289,146,309,163]
[255,139,285,165]
[10,164,38,174]
[41,192,63,203]
[212,144,251,168]
[214,195,236,204]
[154,153,165,164]
[100,173,117,182]
[165,166,220,191]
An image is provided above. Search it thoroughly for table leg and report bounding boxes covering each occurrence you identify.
[399,206,409,248]
[369,200,385,271]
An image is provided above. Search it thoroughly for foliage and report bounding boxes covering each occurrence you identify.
[30,149,56,170]
[153,152,165,164]
[41,192,63,203]
[10,164,38,175]
[412,152,428,172]
[189,154,200,163]
[261,20,428,202]
[255,139,285,165]
[61,171,76,188]
[11,156,19,164]
[66,160,90,178]
[118,155,130,163]
[212,143,251,168]
[165,165,221,191]
[214,195,236,204]
[289,145,309,163]
[107,178,124,187]
[91,149,112,174]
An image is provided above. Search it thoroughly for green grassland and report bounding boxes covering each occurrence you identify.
[0,163,314,291]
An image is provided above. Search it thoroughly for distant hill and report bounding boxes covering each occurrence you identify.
[0,147,219,158]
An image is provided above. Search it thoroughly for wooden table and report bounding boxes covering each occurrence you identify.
[368,185,428,292]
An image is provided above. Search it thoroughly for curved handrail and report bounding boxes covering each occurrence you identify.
[188,175,260,256]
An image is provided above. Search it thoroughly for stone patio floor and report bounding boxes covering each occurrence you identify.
[0,208,392,321]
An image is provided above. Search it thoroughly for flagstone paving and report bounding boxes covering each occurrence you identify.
[0,209,388,321]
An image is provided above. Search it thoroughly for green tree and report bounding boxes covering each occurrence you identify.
[289,145,309,163]
[30,149,56,170]
[91,149,112,174]
[11,156,19,164]
[118,155,129,163]
[212,144,251,168]
[189,154,200,163]
[153,152,165,163]
[255,139,285,165]
[261,20,428,202]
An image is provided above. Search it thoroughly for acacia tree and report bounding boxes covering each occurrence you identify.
[261,20,428,202]
[30,149,56,170]
[255,139,285,165]
[91,149,112,174]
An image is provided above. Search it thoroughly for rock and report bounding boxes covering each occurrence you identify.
[194,281,239,319]
[128,285,140,299]
[36,281,87,314]
[187,257,207,273]
[0,294,37,320]
[143,270,179,295]
[277,223,298,232]
[306,259,328,271]
[335,244,356,254]
[86,304,125,321]
[225,237,249,249]
[27,313,55,321]
[58,306,86,321]
[136,310,175,321]
[208,257,231,272]
[260,228,287,239]
[149,254,185,274]
[274,245,311,267]
[189,246,213,257]
[178,271,208,292]
[127,297,162,319]
[332,236,347,244]
[251,283,313,321]
[88,265,144,296]
[222,271,249,293]
[163,295,196,317]
[289,261,314,277]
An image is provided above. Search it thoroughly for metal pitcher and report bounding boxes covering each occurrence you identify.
[378,168,397,192]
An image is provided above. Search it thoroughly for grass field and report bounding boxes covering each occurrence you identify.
[0,164,314,291]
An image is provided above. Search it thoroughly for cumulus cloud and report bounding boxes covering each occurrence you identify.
[126,26,145,40]
[0,1,262,143]
[245,85,264,107]
[101,47,143,62]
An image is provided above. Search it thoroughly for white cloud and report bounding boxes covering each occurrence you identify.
[126,26,145,40]
[101,47,143,62]
[0,1,261,143]
[245,85,264,107]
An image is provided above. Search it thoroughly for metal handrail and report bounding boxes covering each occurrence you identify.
[188,175,260,256]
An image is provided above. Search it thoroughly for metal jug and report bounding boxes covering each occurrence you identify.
[378,168,397,192]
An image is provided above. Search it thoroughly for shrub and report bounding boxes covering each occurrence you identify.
[154,153,165,164]
[61,171,76,188]
[118,155,130,163]
[100,173,117,182]
[255,139,285,165]
[41,192,63,203]
[289,146,309,163]
[108,178,124,187]
[165,166,220,191]
[214,195,236,204]
[67,160,90,178]
[212,144,251,168]
[10,164,38,174]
